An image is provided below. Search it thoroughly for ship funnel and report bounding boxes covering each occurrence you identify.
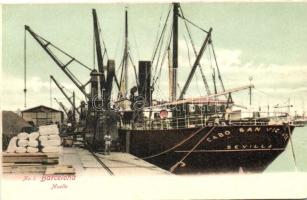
[138,61,152,106]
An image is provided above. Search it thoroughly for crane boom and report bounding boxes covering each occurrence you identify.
[207,84,254,99]
[178,5,211,96]
[92,9,105,91]
[179,28,213,100]
[54,98,69,117]
[25,25,90,99]
[50,75,81,115]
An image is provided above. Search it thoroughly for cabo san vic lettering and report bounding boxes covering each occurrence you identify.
[205,126,289,150]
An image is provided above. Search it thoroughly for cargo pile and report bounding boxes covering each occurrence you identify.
[3,124,75,174]
[6,124,62,153]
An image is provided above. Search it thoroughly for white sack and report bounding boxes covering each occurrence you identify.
[6,136,18,153]
[28,139,38,147]
[41,139,61,147]
[39,136,49,141]
[42,146,62,153]
[48,135,61,140]
[29,132,39,140]
[15,147,27,153]
[17,139,29,147]
[17,132,29,140]
[26,147,39,153]
[39,124,59,135]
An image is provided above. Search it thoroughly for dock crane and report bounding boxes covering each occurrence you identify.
[25,25,92,99]
[53,97,69,117]
[53,97,78,126]
[24,9,117,151]
[50,75,80,116]
[85,9,117,151]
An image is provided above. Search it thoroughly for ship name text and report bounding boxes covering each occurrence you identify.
[206,130,231,143]
[239,127,281,134]
[226,144,273,150]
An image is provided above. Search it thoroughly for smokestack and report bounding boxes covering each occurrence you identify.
[138,61,151,106]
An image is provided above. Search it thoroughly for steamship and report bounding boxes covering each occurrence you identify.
[23,3,296,173]
[115,3,295,173]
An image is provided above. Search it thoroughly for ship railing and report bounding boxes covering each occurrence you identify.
[118,111,292,130]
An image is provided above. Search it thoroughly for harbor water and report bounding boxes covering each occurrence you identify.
[265,126,307,173]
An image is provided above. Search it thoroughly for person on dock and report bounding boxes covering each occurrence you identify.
[104,132,112,155]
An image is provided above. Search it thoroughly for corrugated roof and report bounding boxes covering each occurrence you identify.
[21,105,63,113]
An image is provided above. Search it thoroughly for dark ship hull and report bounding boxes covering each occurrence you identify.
[118,124,295,173]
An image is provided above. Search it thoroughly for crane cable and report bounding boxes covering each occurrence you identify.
[183,34,192,67]
[210,41,226,93]
[177,10,209,34]
[208,46,217,95]
[179,5,211,96]
[34,32,92,71]
[183,34,202,97]
[24,29,27,108]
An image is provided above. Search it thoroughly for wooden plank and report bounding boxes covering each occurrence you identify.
[3,152,59,164]
[3,152,58,158]
[3,165,47,173]
[2,156,59,160]
[4,157,46,163]
[3,163,42,167]
[45,165,75,175]
[3,157,58,164]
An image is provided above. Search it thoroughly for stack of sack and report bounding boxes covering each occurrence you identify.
[39,124,62,153]
[6,124,62,153]
[6,131,40,153]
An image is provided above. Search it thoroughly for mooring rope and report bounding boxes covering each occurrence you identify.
[169,126,215,173]
[141,125,209,160]
[287,124,298,171]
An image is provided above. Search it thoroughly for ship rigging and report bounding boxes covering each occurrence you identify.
[22,3,296,173]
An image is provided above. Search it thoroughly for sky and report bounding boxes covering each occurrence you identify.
[2,2,307,115]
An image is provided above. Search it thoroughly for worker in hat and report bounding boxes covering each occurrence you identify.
[104,132,112,155]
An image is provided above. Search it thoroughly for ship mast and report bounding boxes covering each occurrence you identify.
[124,8,128,97]
[120,8,129,99]
[171,3,179,101]
[168,46,173,102]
